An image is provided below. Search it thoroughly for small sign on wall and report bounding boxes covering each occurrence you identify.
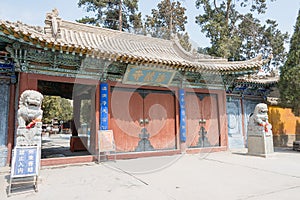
[98,130,115,152]
[98,130,116,162]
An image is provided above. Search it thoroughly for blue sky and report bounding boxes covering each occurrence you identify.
[0,0,299,48]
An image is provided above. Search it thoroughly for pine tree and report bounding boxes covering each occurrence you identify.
[195,0,288,67]
[279,9,300,116]
[77,0,142,32]
[144,0,191,51]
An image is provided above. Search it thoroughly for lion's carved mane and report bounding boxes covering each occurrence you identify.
[248,103,272,135]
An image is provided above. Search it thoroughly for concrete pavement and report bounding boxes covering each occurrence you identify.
[1,147,300,200]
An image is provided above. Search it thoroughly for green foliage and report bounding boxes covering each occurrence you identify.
[195,0,289,69]
[196,0,273,15]
[77,0,142,32]
[42,96,73,124]
[197,46,210,55]
[178,32,192,52]
[144,0,191,51]
[195,0,241,58]
[145,0,187,39]
[279,10,300,116]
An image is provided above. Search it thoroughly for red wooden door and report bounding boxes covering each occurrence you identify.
[110,88,176,152]
[110,88,142,152]
[143,91,176,150]
[186,93,220,148]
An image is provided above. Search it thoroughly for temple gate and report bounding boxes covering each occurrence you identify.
[0,9,269,165]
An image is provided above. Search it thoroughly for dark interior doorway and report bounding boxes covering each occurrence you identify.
[38,80,96,159]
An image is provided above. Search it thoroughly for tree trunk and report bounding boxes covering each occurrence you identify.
[225,0,232,27]
[119,0,122,31]
[169,0,173,38]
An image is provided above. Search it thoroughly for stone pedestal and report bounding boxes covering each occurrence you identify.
[247,103,274,157]
[248,133,274,157]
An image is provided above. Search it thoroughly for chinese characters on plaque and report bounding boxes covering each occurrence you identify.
[179,89,187,142]
[100,83,109,130]
[123,65,176,86]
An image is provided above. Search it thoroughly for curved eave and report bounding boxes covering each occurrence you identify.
[235,78,279,86]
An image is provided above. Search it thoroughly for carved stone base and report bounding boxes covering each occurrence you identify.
[16,122,42,146]
[248,134,274,157]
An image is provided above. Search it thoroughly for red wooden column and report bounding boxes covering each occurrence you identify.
[6,84,16,165]
[19,73,38,94]
[218,90,228,148]
[18,72,29,95]
[89,83,100,155]
[7,72,38,165]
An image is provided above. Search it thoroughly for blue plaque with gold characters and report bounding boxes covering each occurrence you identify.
[179,89,186,142]
[100,83,109,130]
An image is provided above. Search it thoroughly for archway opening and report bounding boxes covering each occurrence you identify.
[38,80,96,159]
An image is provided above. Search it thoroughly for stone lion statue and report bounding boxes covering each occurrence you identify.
[17,90,44,129]
[248,103,272,135]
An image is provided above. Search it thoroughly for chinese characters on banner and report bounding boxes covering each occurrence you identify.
[123,65,176,86]
[179,89,186,142]
[12,147,39,177]
[100,83,109,130]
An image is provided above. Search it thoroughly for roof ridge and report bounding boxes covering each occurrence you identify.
[57,20,172,44]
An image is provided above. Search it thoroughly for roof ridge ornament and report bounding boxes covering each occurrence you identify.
[44,8,61,39]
